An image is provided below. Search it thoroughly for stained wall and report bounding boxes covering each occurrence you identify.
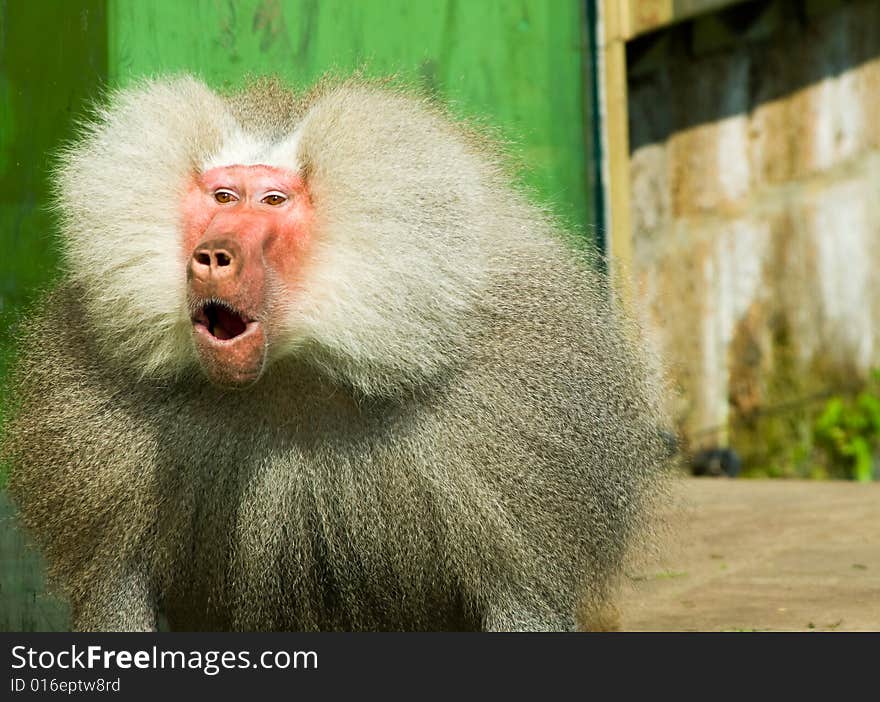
[628,0,880,451]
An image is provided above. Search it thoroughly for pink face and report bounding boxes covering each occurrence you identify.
[181,164,313,387]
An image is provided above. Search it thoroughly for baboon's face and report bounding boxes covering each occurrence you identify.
[181,164,313,387]
[56,79,486,394]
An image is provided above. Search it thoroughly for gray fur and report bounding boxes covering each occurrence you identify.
[1,77,669,631]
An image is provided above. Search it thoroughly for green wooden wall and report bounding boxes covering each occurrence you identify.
[0,1,108,387]
[0,0,599,631]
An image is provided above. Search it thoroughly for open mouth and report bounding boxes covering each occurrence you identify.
[192,301,251,341]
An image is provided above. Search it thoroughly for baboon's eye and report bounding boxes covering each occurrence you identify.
[214,189,238,204]
[261,192,288,206]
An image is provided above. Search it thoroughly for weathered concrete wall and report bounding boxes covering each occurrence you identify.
[628,0,880,454]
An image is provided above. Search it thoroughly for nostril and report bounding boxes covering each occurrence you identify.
[192,242,238,274]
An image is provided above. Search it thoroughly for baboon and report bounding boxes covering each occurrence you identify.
[1,76,669,631]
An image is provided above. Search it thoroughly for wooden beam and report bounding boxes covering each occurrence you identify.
[627,0,750,39]
[598,0,634,293]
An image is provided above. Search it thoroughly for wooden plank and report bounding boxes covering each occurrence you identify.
[627,0,674,40]
[627,0,751,39]
[597,0,634,291]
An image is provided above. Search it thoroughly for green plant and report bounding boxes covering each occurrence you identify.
[813,371,880,482]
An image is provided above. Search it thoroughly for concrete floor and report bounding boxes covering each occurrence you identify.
[620,478,880,632]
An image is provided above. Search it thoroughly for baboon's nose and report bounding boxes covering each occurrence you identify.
[190,238,242,282]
